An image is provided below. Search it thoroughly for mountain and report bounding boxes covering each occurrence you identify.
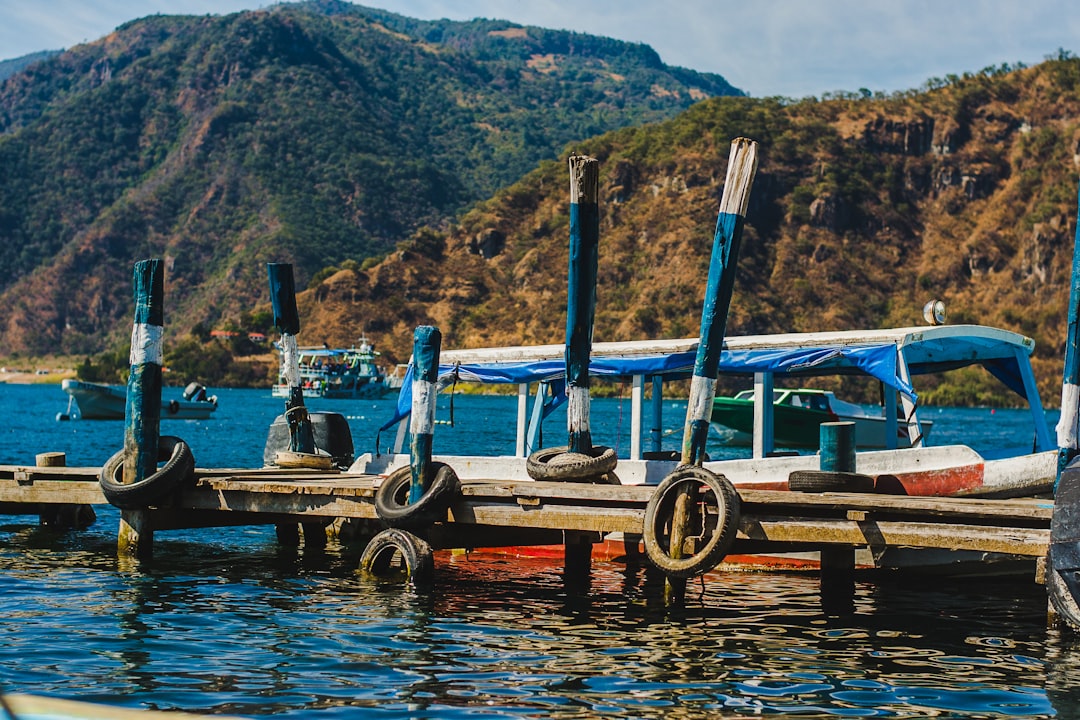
[0,0,740,357]
[293,56,1080,405]
[0,51,61,81]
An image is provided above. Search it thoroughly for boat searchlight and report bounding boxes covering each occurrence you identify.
[923,299,947,326]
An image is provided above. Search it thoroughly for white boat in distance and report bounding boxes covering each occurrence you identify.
[61,379,218,420]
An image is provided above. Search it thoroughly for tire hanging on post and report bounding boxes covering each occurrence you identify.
[642,465,741,579]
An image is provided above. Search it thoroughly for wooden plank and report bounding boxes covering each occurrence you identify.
[739,515,1049,556]
[449,500,643,534]
[737,489,1054,521]
[0,479,106,504]
[175,488,380,519]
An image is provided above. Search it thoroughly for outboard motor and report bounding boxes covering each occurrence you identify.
[264,412,354,470]
[183,382,208,402]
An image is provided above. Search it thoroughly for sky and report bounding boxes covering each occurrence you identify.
[1,0,1079,98]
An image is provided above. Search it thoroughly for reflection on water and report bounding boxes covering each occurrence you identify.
[0,514,1068,718]
[0,385,1074,717]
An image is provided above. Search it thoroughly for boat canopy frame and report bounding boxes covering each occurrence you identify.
[382,324,1052,459]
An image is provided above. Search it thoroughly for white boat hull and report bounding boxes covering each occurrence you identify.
[62,379,217,420]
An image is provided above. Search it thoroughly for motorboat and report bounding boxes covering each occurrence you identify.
[61,379,218,420]
[711,387,932,448]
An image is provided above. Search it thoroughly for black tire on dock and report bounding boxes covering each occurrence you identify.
[374,463,460,529]
[359,528,434,586]
[642,465,741,579]
[788,470,875,493]
[525,445,618,482]
[98,436,196,509]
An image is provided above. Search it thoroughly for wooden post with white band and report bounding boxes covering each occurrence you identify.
[680,138,759,466]
[566,154,600,455]
[409,325,441,503]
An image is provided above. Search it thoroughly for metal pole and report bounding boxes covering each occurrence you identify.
[566,154,600,454]
[267,263,315,455]
[680,138,759,465]
[124,259,164,485]
[409,326,441,503]
[1058,176,1080,485]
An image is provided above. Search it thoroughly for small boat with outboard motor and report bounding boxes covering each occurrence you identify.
[60,379,218,420]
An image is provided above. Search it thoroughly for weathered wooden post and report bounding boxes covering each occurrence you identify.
[1058,178,1080,482]
[566,154,600,456]
[267,263,316,457]
[648,138,757,604]
[409,325,441,504]
[1048,176,1080,629]
[680,140,758,466]
[36,452,95,529]
[117,259,164,558]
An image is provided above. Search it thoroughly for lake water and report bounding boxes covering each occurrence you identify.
[2,382,1079,718]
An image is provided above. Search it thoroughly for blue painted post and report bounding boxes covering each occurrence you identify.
[123,259,164,485]
[268,263,315,455]
[1057,176,1080,484]
[681,138,759,465]
[566,154,600,454]
[820,422,856,473]
[409,326,441,503]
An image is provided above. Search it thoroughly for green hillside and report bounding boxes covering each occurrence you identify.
[0,0,740,356]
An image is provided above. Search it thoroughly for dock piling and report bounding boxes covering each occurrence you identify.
[1057,176,1080,482]
[124,259,164,485]
[680,139,759,466]
[117,259,165,558]
[409,326,441,503]
[645,138,758,601]
[267,263,316,457]
[566,154,600,455]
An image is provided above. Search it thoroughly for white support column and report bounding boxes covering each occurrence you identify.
[630,374,644,460]
[516,383,529,456]
[753,372,774,459]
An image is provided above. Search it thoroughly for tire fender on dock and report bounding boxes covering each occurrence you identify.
[642,465,741,579]
[359,528,434,586]
[374,462,460,529]
[99,435,196,509]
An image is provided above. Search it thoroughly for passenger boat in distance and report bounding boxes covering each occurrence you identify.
[272,334,396,399]
[711,387,932,449]
[61,379,218,420]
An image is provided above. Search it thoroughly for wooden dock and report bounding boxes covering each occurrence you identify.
[0,463,1053,581]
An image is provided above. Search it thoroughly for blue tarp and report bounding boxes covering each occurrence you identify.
[380,342,918,432]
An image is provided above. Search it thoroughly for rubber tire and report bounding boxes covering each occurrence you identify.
[526,445,618,481]
[359,528,434,586]
[788,470,875,493]
[99,436,196,509]
[374,462,460,529]
[642,465,741,579]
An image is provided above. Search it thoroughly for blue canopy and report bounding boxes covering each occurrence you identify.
[380,342,915,432]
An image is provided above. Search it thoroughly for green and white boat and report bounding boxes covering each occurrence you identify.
[711,387,932,449]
